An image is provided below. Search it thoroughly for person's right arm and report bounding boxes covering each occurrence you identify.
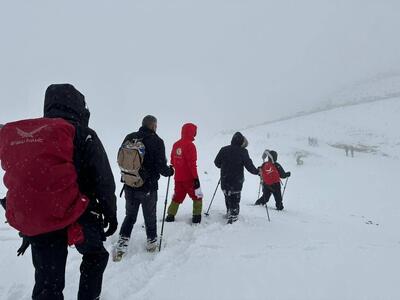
[155,138,173,177]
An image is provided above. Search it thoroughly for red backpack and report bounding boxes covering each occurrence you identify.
[0,118,89,236]
[261,161,280,185]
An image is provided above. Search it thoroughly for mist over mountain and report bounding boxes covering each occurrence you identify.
[223,72,400,133]
[1,0,400,141]
[1,2,400,299]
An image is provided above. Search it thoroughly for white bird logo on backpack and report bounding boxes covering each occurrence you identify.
[16,125,48,138]
[265,167,274,174]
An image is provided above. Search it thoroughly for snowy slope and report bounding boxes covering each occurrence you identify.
[229,73,400,134]
[1,97,400,300]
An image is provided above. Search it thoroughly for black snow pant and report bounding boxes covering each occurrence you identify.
[119,187,158,240]
[223,190,241,217]
[30,217,109,300]
[257,183,284,209]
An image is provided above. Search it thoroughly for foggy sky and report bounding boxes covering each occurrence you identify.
[1,0,400,146]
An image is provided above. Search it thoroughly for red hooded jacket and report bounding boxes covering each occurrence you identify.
[171,123,199,182]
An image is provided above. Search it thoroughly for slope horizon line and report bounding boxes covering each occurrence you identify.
[221,92,400,135]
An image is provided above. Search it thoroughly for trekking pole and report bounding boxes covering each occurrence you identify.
[159,176,171,252]
[119,185,125,198]
[282,177,289,199]
[264,193,271,222]
[204,179,221,216]
[257,158,265,200]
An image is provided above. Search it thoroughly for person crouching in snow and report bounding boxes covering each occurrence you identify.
[214,132,259,224]
[255,150,291,210]
[166,123,203,224]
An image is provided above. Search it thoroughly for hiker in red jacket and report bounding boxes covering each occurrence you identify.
[166,123,203,224]
[255,150,291,210]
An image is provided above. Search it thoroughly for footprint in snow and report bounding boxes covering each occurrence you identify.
[365,220,379,226]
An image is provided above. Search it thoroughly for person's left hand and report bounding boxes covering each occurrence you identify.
[195,188,203,199]
[104,214,118,237]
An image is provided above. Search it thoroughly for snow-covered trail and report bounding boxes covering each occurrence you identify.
[98,153,400,300]
[1,98,400,299]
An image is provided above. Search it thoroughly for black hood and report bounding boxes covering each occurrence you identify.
[43,84,90,126]
[269,150,278,162]
[231,132,248,147]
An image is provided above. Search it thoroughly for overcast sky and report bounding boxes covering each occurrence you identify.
[1,0,400,148]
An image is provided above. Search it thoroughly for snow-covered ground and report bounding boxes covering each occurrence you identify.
[1,97,400,299]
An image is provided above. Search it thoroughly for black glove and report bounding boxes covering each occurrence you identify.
[168,165,174,177]
[17,236,30,256]
[193,178,200,189]
[286,172,291,178]
[103,214,118,237]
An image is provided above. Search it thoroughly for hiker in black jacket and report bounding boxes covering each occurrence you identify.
[116,115,174,255]
[42,84,117,300]
[44,85,117,227]
[0,84,118,300]
[214,132,259,223]
[255,150,291,210]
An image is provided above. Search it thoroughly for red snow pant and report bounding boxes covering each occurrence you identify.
[172,180,202,203]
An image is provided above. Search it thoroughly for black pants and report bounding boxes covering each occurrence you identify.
[223,190,241,216]
[258,183,283,209]
[119,187,158,240]
[30,218,109,300]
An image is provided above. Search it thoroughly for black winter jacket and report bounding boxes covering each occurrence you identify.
[123,126,172,192]
[44,84,117,219]
[214,133,259,192]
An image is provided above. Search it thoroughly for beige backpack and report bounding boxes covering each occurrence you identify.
[117,139,146,188]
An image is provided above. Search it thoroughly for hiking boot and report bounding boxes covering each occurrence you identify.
[113,236,130,262]
[192,215,201,224]
[227,214,238,224]
[276,205,284,211]
[254,199,266,206]
[116,236,130,252]
[146,237,158,252]
[165,215,175,222]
